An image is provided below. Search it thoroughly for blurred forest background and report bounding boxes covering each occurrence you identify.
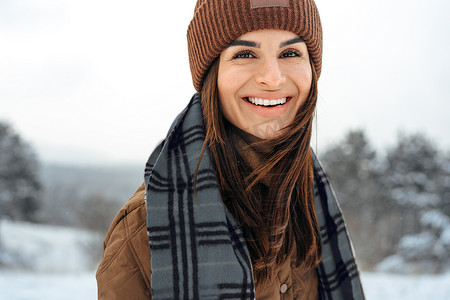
[1,120,449,274]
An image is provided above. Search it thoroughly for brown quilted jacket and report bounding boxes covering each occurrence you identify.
[96,184,318,299]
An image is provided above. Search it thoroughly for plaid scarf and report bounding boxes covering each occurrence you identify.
[145,94,365,299]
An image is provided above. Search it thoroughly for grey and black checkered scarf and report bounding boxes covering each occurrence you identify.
[145,94,365,299]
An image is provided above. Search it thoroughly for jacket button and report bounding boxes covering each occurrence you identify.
[280,283,288,294]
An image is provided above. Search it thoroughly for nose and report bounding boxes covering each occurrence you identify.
[255,58,286,88]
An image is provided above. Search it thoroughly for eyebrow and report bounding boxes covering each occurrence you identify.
[227,40,260,48]
[279,36,304,48]
[227,36,305,49]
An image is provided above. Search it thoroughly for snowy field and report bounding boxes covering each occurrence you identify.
[1,270,450,300]
[0,220,101,273]
[361,272,450,299]
[1,220,450,299]
[0,271,96,300]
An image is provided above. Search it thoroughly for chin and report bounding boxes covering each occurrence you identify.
[247,117,285,139]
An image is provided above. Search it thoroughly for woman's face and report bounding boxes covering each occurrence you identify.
[218,29,312,139]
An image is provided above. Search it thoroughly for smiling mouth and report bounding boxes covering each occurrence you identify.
[244,97,291,107]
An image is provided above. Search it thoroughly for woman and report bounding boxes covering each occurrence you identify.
[96,0,365,299]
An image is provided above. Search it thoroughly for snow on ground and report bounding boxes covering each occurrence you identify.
[0,220,101,272]
[361,272,450,300]
[1,270,450,300]
[0,220,100,299]
[1,220,450,299]
[0,271,97,300]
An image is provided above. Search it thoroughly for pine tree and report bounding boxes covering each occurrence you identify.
[0,122,41,221]
[320,129,391,268]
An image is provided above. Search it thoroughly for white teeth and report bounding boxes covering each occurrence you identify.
[248,97,287,106]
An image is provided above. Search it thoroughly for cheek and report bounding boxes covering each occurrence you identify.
[293,65,313,94]
[217,70,236,121]
[217,72,229,105]
[217,63,230,99]
[218,67,239,95]
[217,67,243,113]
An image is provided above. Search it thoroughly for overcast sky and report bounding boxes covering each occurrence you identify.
[1,0,449,166]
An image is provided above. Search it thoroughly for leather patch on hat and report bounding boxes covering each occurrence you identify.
[250,0,289,9]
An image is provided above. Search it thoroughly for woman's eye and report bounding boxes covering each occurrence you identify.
[280,49,301,58]
[232,51,255,59]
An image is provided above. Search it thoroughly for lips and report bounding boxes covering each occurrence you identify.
[244,97,291,107]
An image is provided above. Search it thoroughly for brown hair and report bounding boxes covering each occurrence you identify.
[196,56,321,286]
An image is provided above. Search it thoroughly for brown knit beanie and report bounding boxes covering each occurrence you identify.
[187,0,323,92]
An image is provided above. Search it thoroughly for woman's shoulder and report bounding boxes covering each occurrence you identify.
[96,183,152,297]
[102,183,147,245]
